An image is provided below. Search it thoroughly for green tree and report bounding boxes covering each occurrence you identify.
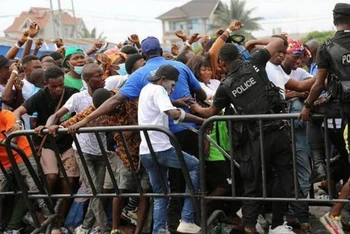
[80,27,106,40]
[302,30,335,43]
[210,0,263,40]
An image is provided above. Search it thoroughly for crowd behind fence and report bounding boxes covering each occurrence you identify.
[2,113,347,233]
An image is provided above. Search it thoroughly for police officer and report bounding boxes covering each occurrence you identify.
[300,3,350,183]
[299,3,350,233]
[191,37,311,234]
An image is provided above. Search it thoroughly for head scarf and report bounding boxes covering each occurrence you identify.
[286,39,305,55]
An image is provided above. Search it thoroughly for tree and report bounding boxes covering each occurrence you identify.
[80,27,106,40]
[210,0,263,40]
[302,30,335,44]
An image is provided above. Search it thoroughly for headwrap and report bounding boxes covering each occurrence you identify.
[95,48,122,79]
[286,39,305,55]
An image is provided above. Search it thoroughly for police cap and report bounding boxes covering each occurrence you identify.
[333,3,350,16]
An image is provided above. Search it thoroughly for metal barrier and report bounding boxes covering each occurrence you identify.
[4,126,200,234]
[198,113,348,233]
[2,113,349,233]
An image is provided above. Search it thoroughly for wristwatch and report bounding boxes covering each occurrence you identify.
[304,100,312,109]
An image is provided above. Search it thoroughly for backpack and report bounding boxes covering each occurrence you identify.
[325,39,350,102]
[221,60,282,115]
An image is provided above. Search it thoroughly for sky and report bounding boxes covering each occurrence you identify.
[0,0,344,43]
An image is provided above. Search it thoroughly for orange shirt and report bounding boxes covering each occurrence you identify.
[0,110,32,168]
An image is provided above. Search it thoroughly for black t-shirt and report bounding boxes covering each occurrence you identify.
[213,49,271,110]
[317,30,350,70]
[23,87,79,153]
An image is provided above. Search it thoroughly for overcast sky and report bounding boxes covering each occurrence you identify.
[0,0,342,43]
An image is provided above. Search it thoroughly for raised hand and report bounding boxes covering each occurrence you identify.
[92,40,104,51]
[53,38,64,48]
[128,34,140,45]
[188,33,202,44]
[19,30,30,44]
[28,22,40,38]
[175,30,188,42]
[201,36,210,48]
[35,38,44,50]
[171,44,179,56]
[228,20,244,31]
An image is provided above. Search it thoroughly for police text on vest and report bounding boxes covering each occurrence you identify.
[342,53,350,64]
[232,77,257,97]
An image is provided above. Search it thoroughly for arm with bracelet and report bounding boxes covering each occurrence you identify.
[208,20,244,79]
[2,67,21,108]
[22,21,40,58]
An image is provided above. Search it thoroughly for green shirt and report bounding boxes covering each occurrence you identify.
[64,74,83,90]
[207,120,230,161]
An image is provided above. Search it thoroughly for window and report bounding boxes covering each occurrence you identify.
[64,27,69,37]
[169,21,186,32]
[188,19,203,35]
[21,19,32,30]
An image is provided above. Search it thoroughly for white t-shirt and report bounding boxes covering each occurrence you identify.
[104,75,128,91]
[63,89,107,155]
[138,83,177,154]
[22,78,35,101]
[266,61,290,93]
[200,79,220,100]
[289,68,312,82]
[0,85,14,110]
[266,62,312,99]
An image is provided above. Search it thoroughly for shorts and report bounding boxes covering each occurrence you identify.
[206,160,231,191]
[40,147,80,177]
[108,155,150,191]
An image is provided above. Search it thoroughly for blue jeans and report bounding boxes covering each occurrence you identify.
[140,147,199,234]
[289,98,311,196]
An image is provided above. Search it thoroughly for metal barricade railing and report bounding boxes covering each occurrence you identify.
[198,113,345,233]
[3,113,347,233]
[4,125,200,234]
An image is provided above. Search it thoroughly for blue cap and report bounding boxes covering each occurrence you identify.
[141,36,161,55]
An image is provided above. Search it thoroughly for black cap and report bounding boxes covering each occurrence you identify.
[0,55,15,69]
[147,64,179,82]
[333,3,350,16]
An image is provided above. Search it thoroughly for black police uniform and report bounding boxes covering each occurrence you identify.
[213,49,309,229]
[308,3,350,184]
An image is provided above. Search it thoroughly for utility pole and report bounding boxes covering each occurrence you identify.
[57,0,64,38]
[49,0,57,39]
[71,0,79,43]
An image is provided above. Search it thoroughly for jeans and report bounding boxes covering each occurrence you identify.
[168,130,199,232]
[140,147,199,234]
[289,98,311,196]
[75,152,108,234]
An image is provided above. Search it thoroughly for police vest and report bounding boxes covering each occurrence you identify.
[326,40,350,102]
[221,60,282,115]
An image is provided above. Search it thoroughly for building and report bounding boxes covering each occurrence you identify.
[4,7,87,39]
[156,0,222,45]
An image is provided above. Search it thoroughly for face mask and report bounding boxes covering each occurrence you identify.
[73,66,84,75]
[117,63,127,76]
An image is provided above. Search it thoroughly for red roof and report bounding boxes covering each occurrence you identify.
[4,7,82,33]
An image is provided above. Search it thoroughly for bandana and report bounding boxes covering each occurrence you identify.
[286,39,304,55]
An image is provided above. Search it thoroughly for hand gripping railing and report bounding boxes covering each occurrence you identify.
[198,113,339,233]
[5,125,200,233]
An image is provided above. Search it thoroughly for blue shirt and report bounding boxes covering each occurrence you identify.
[119,56,202,133]
[310,62,318,76]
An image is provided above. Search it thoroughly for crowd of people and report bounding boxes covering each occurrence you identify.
[0,2,350,234]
